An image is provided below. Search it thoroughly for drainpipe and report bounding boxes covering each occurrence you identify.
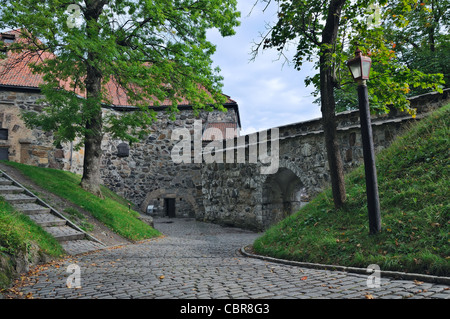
[70,141,73,170]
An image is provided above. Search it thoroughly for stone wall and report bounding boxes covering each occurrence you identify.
[1,85,448,231]
[0,87,241,220]
[100,107,209,218]
[200,89,450,231]
[0,89,83,172]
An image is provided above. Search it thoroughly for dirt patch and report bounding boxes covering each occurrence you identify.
[0,162,130,247]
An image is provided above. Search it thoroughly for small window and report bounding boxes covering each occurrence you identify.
[0,129,8,140]
[1,34,16,43]
[0,148,8,161]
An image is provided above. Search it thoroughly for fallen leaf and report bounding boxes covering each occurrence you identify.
[414,280,424,285]
[159,275,165,280]
[365,294,374,299]
[300,276,308,281]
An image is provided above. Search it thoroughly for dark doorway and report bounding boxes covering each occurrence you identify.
[0,129,8,140]
[165,198,176,218]
[0,148,8,160]
[261,168,304,229]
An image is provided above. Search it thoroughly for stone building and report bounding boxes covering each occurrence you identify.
[0,30,241,219]
[100,102,240,218]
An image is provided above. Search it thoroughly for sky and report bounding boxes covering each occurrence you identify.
[207,1,322,135]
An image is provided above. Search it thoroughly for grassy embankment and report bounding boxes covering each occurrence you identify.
[0,198,64,288]
[2,162,161,241]
[254,104,449,276]
[1,164,161,288]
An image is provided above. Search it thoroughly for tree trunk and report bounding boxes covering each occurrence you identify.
[320,0,347,209]
[81,120,103,197]
[80,0,104,197]
[80,54,104,197]
[80,111,104,197]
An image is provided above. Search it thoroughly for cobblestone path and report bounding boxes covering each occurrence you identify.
[11,218,450,299]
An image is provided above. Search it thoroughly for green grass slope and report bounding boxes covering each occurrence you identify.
[253,104,449,276]
[1,162,161,241]
[0,198,64,288]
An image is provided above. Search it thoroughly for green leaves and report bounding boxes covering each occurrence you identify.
[0,0,240,144]
[254,0,446,114]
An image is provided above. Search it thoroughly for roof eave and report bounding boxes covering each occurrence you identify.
[0,84,241,128]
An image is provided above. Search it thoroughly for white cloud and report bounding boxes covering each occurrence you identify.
[208,0,321,133]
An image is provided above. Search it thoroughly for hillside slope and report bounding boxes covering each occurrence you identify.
[0,163,161,289]
[253,104,449,276]
[1,162,161,242]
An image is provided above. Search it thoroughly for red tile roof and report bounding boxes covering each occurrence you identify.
[0,30,52,88]
[202,122,239,141]
[0,30,237,108]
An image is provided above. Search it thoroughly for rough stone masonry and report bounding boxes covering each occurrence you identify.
[199,90,450,231]
[0,83,448,231]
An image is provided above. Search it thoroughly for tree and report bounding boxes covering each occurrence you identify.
[334,0,448,112]
[253,0,444,209]
[0,0,240,196]
[382,0,449,92]
[254,0,360,208]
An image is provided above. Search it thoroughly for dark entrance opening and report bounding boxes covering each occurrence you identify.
[0,148,8,160]
[0,129,8,140]
[261,168,305,229]
[165,198,176,218]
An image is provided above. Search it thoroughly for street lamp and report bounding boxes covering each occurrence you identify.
[347,48,381,235]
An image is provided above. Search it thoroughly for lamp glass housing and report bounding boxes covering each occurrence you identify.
[347,51,372,82]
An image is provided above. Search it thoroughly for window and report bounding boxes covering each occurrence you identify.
[1,34,16,52]
[0,148,8,161]
[0,129,8,140]
[1,33,16,43]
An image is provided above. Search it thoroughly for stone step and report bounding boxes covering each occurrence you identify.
[0,169,106,256]
[28,212,67,227]
[0,177,12,185]
[0,185,24,194]
[12,203,51,215]
[61,240,106,255]
[2,193,36,203]
[43,225,85,242]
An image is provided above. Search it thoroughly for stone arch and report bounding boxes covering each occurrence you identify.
[260,166,306,229]
[140,188,199,218]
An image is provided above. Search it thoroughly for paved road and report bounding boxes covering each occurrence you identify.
[10,218,450,300]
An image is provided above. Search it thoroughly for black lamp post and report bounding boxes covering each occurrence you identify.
[347,49,381,235]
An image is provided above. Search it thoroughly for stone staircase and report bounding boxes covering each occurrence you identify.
[0,170,106,255]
